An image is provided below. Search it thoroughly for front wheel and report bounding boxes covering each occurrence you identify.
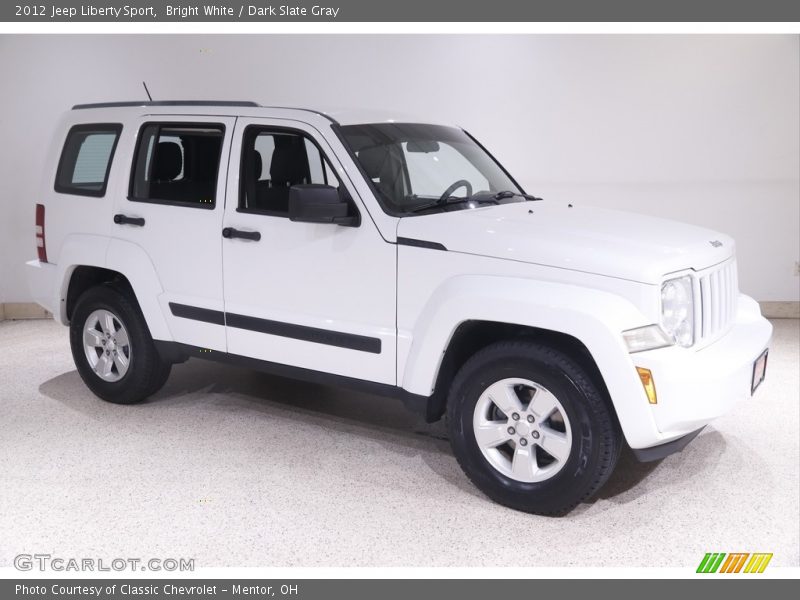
[446,341,622,515]
[70,285,170,404]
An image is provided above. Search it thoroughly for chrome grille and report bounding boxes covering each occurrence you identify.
[699,259,738,341]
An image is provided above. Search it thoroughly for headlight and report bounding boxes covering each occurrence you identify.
[661,275,694,347]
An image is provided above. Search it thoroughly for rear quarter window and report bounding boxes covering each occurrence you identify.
[55,123,122,197]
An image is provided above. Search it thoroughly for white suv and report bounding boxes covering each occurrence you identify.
[27,101,772,514]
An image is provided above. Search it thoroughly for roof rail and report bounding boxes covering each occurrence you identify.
[260,105,338,124]
[72,100,261,110]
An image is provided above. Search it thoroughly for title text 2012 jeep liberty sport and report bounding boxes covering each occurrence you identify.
[27,101,772,514]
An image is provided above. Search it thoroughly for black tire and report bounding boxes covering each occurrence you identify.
[446,340,622,515]
[69,285,171,404]
[147,359,173,397]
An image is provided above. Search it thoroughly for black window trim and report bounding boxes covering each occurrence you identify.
[236,124,361,226]
[54,123,123,198]
[127,121,226,211]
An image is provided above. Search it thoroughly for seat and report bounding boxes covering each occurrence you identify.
[152,141,182,181]
[148,137,224,205]
[251,151,270,210]
[254,135,311,213]
[149,141,183,200]
[184,135,221,203]
[252,150,263,181]
[357,145,405,204]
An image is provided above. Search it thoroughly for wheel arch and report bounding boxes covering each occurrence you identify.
[425,320,612,423]
[66,266,134,322]
[56,235,172,341]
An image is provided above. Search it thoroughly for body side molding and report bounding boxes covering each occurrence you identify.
[168,302,225,326]
[168,302,381,354]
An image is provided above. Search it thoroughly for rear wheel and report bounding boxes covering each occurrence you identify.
[70,285,170,404]
[446,340,622,515]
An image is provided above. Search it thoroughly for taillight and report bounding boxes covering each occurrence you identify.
[35,203,48,263]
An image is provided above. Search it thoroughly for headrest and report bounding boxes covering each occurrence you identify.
[357,145,390,179]
[153,141,182,181]
[270,135,310,185]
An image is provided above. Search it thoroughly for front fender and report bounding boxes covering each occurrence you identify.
[399,275,659,448]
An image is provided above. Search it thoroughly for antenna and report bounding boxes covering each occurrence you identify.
[142,81,153,102]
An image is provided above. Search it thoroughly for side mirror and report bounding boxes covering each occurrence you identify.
[288,184,358,226]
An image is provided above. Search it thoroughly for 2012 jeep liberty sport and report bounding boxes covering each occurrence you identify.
[27,101,772,515]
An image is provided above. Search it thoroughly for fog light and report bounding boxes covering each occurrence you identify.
[636,367,658,404]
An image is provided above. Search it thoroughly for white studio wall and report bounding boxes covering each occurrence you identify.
[0,34,797,303]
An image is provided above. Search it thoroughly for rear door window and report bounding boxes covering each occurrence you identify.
[129,123,224,209]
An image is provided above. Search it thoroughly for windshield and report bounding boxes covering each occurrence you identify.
[337,123,525,215]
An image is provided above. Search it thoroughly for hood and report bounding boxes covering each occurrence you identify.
[396,201,734,284]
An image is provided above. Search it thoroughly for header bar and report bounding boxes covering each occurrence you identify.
[5,1,800,23]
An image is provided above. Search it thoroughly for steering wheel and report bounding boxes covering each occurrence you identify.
[437,180,473,204]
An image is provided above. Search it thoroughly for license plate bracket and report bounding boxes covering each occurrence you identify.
[751,349,769,395]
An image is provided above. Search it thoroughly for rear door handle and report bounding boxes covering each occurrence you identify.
[222,227,261,242]
[114,214,145,227]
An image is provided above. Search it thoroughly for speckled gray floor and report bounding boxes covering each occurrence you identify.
[0,318,797,568]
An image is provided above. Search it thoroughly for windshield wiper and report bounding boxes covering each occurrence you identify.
[407,196,498,214]
[406,190,542,215]
[493,190,543,201]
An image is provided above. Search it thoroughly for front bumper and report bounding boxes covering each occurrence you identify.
[629,294,772,451]
[631,426,705,462]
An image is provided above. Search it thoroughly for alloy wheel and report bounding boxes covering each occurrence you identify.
[472,377,573,483]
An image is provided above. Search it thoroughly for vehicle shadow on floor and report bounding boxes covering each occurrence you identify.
[38,358,728,511]
[38,359,466,484]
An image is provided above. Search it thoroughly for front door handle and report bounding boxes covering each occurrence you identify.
[222,227,261,242]
[113,214,145,227]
